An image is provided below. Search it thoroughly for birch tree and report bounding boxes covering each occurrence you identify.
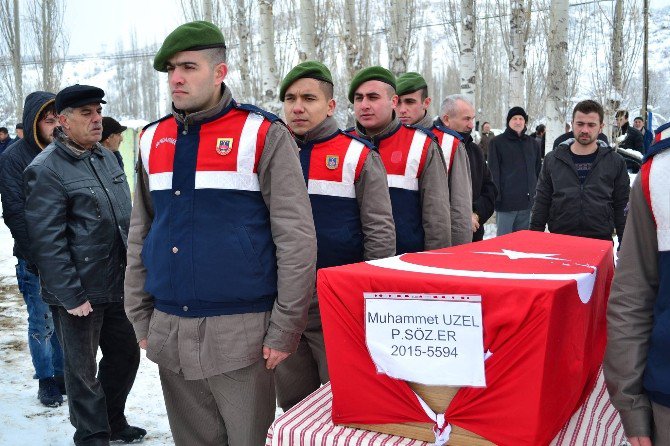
[506,0,530,107]
[27,0,69,93]
[545,0,569,155]
[0,0,22,118]
[587,0,642,134]
[386,0,416,76]
[258,0,280,108]
[298,0,317,61]
[476,0,506,128]
[179,0,223,23]
[460,0,476,108]
[230,0,254,101]
[611,0,624,104]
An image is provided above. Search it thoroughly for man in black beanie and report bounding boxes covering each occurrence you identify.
[488,106,542,236]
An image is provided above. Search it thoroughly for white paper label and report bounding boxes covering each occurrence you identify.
[364,293,486,386]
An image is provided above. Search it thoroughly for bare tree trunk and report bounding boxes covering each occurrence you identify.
[423,38,434,118]
[203,0,213,21]
[0,0,23,118]
[612,0,624,102]
[545,0,569,156]
[27,0,69,93]
[342,0,361,79]
[232,0,253,102]
[508,0,527,107]
[460,0,476,109]
[299,0,317,61]
[12,0,20,117]
[386,0,415,76]
[180,0,223,24]
[258,0,279,108]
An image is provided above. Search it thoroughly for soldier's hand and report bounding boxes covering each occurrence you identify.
[67,301,93,317]
[138,339,147,350]
[627,437,652,446]
[263,346,290,370]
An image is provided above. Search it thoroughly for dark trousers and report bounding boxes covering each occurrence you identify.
[52,301,140,446]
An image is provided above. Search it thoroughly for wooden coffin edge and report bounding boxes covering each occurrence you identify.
[345,421,494,445]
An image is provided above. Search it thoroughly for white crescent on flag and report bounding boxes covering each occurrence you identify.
[367,250,598,303]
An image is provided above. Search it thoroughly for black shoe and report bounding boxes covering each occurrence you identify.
[37,378,63,407]
[110,425,147,443]
[54,375,66,395]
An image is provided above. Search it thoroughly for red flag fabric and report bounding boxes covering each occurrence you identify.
[318,231,614,446]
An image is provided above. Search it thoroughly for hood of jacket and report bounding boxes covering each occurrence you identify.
[22,91,56,151]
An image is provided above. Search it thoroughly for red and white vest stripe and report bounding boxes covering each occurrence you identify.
[642,149,670,251]
[378,126,431,191]
[140,109,271,192]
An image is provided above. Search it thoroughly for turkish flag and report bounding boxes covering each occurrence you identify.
[318,231,614,446]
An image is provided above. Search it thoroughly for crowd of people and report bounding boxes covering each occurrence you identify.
[0,19,667,446]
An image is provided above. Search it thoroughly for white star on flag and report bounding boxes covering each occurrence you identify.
[474,249,565,261]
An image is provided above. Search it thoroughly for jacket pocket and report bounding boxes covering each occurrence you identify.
[234,225,264,278]
[146,311,172,356]
[70,243,111,293]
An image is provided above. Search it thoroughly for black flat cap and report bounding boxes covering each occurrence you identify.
[101,117,128,141]
[55,84,106,113]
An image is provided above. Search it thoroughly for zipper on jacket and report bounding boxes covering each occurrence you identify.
[182,120,188,135]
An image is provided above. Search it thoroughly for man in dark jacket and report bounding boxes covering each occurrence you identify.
[0,127,12,155]
[488,106,542,236]
[100,116,127,168]
[479,122,495,161]
[0,91,64,407]
[437,95,497,241]
[23,85,145,445]
[530,100,629,244]
[633,116,653,155]
[615,110,644,153]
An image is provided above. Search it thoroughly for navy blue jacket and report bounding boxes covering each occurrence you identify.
[0,91,55,265]
[488,126,542,212]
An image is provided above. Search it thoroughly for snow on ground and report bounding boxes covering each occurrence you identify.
[0,217,173,445]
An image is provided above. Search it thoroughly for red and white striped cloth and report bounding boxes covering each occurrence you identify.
[267,368,626,446]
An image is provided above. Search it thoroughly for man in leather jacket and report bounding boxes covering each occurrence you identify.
[23,84,145,446]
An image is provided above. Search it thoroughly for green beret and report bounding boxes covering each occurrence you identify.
[280,61,333,101]
[154,21,226,72]
[348,66,396,103]
[396,72,427,96]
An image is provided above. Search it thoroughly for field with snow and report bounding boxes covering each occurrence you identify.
[0,217,173,445]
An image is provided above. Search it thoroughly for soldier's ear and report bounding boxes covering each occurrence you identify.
[327,98,336,117]
[214,62,228,85]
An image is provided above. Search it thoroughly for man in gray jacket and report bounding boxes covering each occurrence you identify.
[124,22,317,445]
[275,60,395,410]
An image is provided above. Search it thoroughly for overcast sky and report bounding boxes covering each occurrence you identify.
[63,0,668,57]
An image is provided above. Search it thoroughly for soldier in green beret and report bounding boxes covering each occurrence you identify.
[349,66,452,254]
[396,72,473,246]
[276,61,395,410]
[125,21,317,445]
